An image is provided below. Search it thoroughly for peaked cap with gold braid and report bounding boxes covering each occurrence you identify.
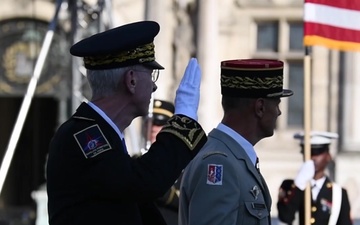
[220,59,293,98]
[153,99,175,126]
[70,21,164,70]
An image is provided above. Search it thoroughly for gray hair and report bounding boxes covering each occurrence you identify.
[86,67,129,99]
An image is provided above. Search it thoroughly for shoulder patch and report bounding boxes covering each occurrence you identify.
[202,151,227,159]
[207,164,223,185]
[74,124,112,158]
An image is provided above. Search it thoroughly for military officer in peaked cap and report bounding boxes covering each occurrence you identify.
[179,59,293,225]
[277,131,353,225]
[46,21,207,225]
[149,99,176,144]
[134,99,176,157]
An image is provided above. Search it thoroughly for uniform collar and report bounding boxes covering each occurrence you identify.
[87,101,125,140]
[311,176,326,188]
[216,123,257,165]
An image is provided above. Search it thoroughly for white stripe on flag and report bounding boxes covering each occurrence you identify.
[304,3,360,31]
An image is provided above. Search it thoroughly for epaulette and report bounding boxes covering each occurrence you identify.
[202,151,228,159]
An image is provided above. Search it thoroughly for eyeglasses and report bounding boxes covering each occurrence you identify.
[134,69,160,82]
[151,69,159,82]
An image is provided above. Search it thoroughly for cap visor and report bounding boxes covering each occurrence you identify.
[280,89,293,97]
[144,61,164,70]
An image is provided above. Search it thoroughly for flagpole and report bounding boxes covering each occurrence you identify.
[0,0,64,195]
[303,0,360,223]
[303,46,312,225]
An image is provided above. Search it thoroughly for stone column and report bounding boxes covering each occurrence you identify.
[197,0,221,133]
[343,52,360,152]
[337,61,360,221]
[145,0,175,101]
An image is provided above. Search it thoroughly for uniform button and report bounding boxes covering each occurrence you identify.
[258,212,262,217]
[310,218,315,224]
[311,206,317,212]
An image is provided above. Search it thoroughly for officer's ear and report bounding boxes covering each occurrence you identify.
[123,70,137,94]
[325,151,332,162]
[254,98,266,118]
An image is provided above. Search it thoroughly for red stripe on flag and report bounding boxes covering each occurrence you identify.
[305,0,360,11]
[305,22,360,43]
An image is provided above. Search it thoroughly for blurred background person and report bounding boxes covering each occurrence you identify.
[149,99,175,144]
[277,131,353,225]
[142,99,181,225]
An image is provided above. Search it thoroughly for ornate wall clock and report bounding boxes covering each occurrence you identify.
[0,18,70,96]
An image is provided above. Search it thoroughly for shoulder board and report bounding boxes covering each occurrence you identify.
[202,151,227,159]
[73,116,95,121]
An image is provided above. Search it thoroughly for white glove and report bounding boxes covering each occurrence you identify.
[174,58,202,121]
[294,160,315,190]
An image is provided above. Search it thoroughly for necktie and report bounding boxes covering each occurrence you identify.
[311,182,319,201]
[255,157,260,173]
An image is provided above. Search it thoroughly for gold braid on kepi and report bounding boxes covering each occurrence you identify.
[220,59,293,98]
[70,21,164,70]
[160,115,206,152]
[221,75,283,90]
[84,43,155,69]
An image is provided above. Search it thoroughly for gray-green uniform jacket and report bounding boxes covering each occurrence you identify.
[179,129,272,225]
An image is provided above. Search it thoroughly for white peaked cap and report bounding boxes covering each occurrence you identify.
[293,131,339,146]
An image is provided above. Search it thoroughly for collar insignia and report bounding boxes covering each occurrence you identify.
[250,185,261,200]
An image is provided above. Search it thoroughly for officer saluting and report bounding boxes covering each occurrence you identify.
[46,21,207,225]
[277,131,353,225]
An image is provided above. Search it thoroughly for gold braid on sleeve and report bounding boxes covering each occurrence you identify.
[159,115,205,151]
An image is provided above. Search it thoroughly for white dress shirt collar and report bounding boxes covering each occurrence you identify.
[87,101,125,140]
[216,123,257,165]
[311,176,326,201]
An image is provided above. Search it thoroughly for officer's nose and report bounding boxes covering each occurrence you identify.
[152,83,157,92]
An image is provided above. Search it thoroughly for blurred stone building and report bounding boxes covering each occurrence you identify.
[0,0,359,224]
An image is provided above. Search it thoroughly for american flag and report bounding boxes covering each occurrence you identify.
[304,0,360,51]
